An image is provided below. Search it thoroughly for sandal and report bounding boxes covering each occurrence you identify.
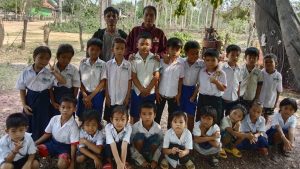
[219,148,227,159]
[224,147,242,158]
[185,160,196,169]
[160,158,169,169]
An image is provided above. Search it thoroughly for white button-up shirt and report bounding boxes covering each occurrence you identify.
[221,62,242,101]
[105,123,132,144]
[45,115,79,144]
[106,58,131,105]
[193,121,221,142]
[16,65,55,91]
[198,68,227,97]
[240,114,266,133]
[271,112,297,130]
[79,58,106,92]
[240,64,263,101]
[131,52,160,95]
[183,59,204,86]
[159,58,184,97]
[259,69,283,108]
[53,64,81,88]
[163,128,193,168]
[78,129,104,148]
[0,133,36,164]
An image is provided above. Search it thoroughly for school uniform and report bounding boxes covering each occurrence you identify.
[266,112,297,145]
[51,64,80,116]
[0,133,36,168]
[237,114,268,149]
[131,120,163,165]
[180,59,204,116]
[104,123,132,161]
[77,58,106,120]
[196,68,227,123]
[130,52,160,118]
[103,58,131,121]
[221,62,242,115]
[77,129,104,157]
[156,58,184,125]
[39,115,79,157]
[16,65,56,140]
[239,65,263,109]
[163,128,193,168]
[220,116,240,148]
[193,121,221,155]
[259,69,282,115]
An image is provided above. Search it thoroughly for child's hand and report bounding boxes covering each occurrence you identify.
[117,162,125,169]
[14,141,23,152]
[141,161,150,168]
[210,76,218,84]
[93,157,101,169]
[175,94,181,106]
[128,53,136,61]
[283,139,293,152]
[51,101,60,110]
[178,149,187,158]
[48,58,58,74]
[189,95,196,103]
[105,96,111,107]
[23,104,33,115]
[140,88,150,97]
[212,132,221,139]
[83,96,92,109]
[155,92,161,104]
[79,138,87,145]
[123,97,130,107]
[171,147,179,155]
[151,160,158,169]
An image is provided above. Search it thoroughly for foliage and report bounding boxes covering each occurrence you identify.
[170,31,193,44]
[0,0,42,14]
[221,6,249,21]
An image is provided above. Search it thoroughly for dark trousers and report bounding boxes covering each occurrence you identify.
[223,99,240,116]
[155,95,180,127]
[168,143,190,164]
[196,94,223,124]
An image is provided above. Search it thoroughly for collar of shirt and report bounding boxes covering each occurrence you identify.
[82,129,100,140]
[263,68,278,76]
[223,62,240,71]
[246,114,263,127]
[137,119,155,132]
[141,23,156,32]
[59,115,76,127]
[170,128,187,141]
[84,58,102,66]
[28,64,48,74]
[135,52,155,61]
[112,58,125,66]
[55,63,71,73]
[109,123,129,136]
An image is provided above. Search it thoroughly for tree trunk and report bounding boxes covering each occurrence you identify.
[0,18,4,48]
[169,5,172,27]
[43,24,51,46]
[21,19,28,50]
[79,22,84,52]
[255,0,299,91]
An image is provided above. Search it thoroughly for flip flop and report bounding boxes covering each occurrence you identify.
[224,148,242,158]
[219,148,228,159]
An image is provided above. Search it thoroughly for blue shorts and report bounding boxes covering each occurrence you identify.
[130,90,155,118]
[180,85,197,116]
[198,142,213,149]
[266,127,289,145]
[237,135,268,150]
[44,138,71,156]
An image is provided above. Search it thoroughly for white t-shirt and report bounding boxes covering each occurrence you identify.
[183,59,204,86]
[105,123,132,144]
[53,64,81,88]
[240,114,266,133]
[271,112,297,130]
[221,62,242,101]
[193,121,221,142]
[78,129,104,148]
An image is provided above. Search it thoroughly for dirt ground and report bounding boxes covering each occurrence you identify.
[0,21,300,169]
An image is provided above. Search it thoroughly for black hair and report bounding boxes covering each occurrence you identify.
[203,48,219,59]
[184,41,200,53]
[279,98,298,112]
[81,109,101,130]
[60,95,77,106]
[245,47,259,57]
[111,105,129,119]
[230,104,247,119]
[87,38,103,50]
[113,37,126,46]
[6,113,29,129]
[143,5,157,17]
[264,53,277,63]
[138,32,152,41]
[104,6,119,16]
[167,37,183,48]
[33,46,51,59]
[200,106,217,124]
[56,44,74,58]
[139,101,157,114]
[171,111,187,123]
[226,44,241,54]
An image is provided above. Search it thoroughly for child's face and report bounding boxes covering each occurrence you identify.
[204,56,219,70]
[280,105,295,119]
[171,116,186,134]
[83,119,98,136]
[111,112,128,132]
[87,45,101,60]
[112,43,126,59]
[57,52,73,68]
[104,11,118,27]
[6,126,27,142]
[227,50,240,64]
[59,101,76,117]
[137,38,152,55]
[229,109,244,123]
[245,55,258,67]
[140,108,156,126]
[34,53,51,69]
[143,8,156,27]
[249,105,262,121]
[167,46,181,58]
[201,115,214,128]
[186,48,200,64]
[264,58,276,72]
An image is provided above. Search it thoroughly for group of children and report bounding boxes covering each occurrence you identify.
[0,29,298,169]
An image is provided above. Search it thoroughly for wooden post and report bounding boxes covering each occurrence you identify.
[43,24,51,46]
[21,18,28,50]
[79,22,84,52]
[0,18,4,48]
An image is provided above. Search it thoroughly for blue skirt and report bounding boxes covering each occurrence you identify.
[45,138,71,156]
[25,89,51,141]
[130,90,155,118]
[51,86,73,116]
[76,90,105,120]
[180,85,197,116]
